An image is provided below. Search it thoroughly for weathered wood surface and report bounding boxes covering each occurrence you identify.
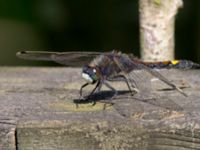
[0,67,200,150]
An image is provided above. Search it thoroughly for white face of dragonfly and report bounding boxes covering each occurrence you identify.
[82,66,98,84]
[82,72,94,84]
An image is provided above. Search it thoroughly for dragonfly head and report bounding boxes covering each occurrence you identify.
[82,65,100,84]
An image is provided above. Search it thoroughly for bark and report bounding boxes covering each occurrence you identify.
[139,0,183,61]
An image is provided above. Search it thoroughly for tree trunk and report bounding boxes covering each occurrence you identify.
[139,0,183,61]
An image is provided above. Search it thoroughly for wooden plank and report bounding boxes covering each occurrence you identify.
[0,125,16,150]
[0,67,200,149]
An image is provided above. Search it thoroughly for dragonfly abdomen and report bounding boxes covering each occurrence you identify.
[144,60,200,69]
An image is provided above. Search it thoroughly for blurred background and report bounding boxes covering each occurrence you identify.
[0,0,199,66]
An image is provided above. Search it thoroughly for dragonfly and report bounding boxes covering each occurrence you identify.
[16,51,200,110]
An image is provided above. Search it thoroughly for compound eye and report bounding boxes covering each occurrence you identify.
[93,68,96,73]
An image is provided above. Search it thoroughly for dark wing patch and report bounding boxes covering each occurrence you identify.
[51,52,101,67]
[16,51,101,67]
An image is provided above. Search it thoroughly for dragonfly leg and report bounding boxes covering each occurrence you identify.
[76,83,89,108]
[80,81,102,99]
[77,82,101,108]
[86,81,101,99]
[112,57,139,95]
[104,81,118,99]
[119,75,138,95]
[101,81,119,109]
[108,75,137,96]
[79,83,89,98]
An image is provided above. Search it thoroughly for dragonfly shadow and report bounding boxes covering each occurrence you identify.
[73,90,184,111]
[73,90,130,105]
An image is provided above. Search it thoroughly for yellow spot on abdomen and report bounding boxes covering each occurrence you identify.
[171,60,179,65]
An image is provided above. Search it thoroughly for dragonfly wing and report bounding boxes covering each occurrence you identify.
[16,51,57,61]
[125,64,154,98]
[113,56,153,97]
[133,96,183,111]
[113,56,183,111]
[16,51,101,67]
[134,62,187,96]
[51,52,101,67]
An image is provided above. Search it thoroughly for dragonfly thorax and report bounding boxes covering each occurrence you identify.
[82,65,100,84]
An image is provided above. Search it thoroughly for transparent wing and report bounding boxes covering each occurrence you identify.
[16,51,101,67]
[113,55,184,111]
[132,62,187,96]
[113,56,155,97]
